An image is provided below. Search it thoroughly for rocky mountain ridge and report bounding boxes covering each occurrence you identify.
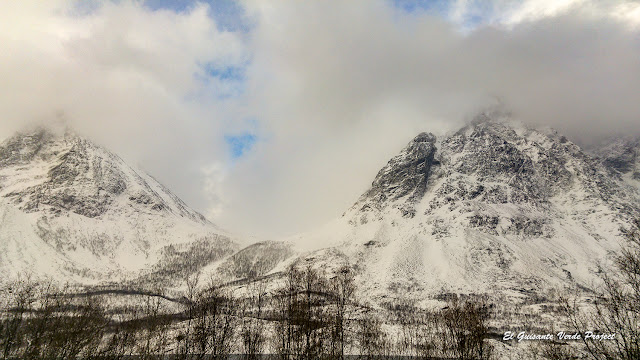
[265,115,640,303]
[0,127,237,283]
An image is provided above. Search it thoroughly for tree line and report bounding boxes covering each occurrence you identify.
[1,264,493,359]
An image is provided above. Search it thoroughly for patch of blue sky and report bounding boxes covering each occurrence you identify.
[390,0,497,31]
[464,13,488,29]
[458,1,498,29]
[191,63,247,100]
[143,0,251,32]
[224,133,257,160]
[390,0,451,17]
[143,0,190,12]
[203,63,246,82]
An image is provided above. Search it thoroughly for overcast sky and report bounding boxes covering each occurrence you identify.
[1,0,640,238]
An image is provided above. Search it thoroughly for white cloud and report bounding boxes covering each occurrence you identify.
[202,162,228,219]
[446,0,640,29]
[501,0,587,25]
[611,2,640,28]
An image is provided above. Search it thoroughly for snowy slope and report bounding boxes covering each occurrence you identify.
[0,127,237,284]
[270,114,640,302]
[591,134,640,189]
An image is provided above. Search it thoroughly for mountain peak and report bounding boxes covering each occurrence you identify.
[312,118,640,299]
[0,125,211,223]
[0,126,76,167]
[0,125,235,283]
[412,131,437,143]
[348,117,639,224]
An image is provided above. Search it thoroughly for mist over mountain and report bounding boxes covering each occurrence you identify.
[250,113,640,303]
[2,112,639,305]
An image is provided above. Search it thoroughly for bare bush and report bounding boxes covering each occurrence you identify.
[100,305,139,359]
[271,265,336,360]
[327,266,355,359]
[134,293,172,359]
[1,277,36,358]
[532,339,578,360]
[0,282,107,360]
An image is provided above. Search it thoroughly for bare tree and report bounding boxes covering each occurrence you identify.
[100,305,139,359]
[328,265,355,359]
[1,275,36,359]
[532,338,578,360]
[175,271,202,359]
[297,265,328,360]
[415,312,440,360]
[357,309,388,359]
[439,296,493,360]
[271,265,335,360]
[240,281,267,360]
[189,280,236,360]
[185,271,202,305]
[134,292,172,359]
[272,266,302,360]
[5,282,108,360]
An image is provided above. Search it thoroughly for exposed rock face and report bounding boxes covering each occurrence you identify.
[352,118,638,233]
[357,132,438,218]
[0,127,236,283]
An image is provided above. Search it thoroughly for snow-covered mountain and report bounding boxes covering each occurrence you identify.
[260,113,640,302]
[3,116,639,302]
[0,127,237,284]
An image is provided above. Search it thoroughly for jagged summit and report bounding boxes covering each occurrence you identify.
[350,118,637,224]
[0,126,235,283]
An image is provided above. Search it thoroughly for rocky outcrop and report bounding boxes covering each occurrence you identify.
[355,132,439,219]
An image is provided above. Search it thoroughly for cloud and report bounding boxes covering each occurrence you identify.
[214,0,640,237]
[0,0,247,213]
[202,162,228,219]
[2,0,640,239]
